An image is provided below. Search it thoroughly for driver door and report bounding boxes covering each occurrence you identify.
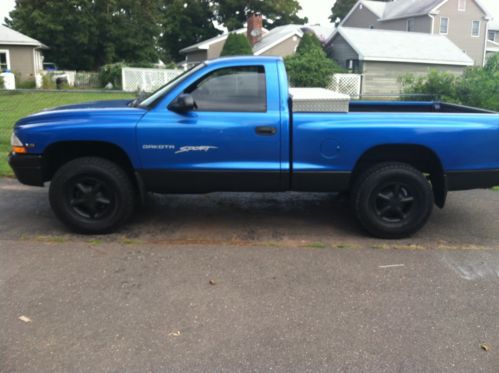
[137,63,283,193]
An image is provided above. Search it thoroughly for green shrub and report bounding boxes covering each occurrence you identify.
[220,33,253,57]
[285,33,344,88]
[296,32,324,55]
[400,54,499,111]
[16,78,37,89]
[42,74,56,89]
[99,62,126,89]
[455,55,499,111]
[0,76,4,89]
[399,70,458,102]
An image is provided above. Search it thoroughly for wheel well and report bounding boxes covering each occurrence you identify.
[352,144,447,208]
[43,141,135,181]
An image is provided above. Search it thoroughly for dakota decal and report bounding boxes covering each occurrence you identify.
[142,144,218,154]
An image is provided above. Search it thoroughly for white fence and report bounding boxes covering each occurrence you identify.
[122,67,182,92]
[328,74,362,99]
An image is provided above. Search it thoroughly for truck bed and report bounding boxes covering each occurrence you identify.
[349,101,496,114]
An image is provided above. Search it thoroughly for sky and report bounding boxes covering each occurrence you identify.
[0,0,335,26]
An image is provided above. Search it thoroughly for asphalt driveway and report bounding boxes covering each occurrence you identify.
[1,178,499,372]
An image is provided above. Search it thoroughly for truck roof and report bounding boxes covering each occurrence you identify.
[205,56,283,66]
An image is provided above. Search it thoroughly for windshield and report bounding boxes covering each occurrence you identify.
[136,63,205,108]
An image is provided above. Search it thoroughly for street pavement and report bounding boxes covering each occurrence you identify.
[0,178,498,372]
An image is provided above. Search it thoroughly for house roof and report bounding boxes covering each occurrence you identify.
[335,27,474,66]
[487,40,499,52]
[482,0,499,30]
[179,28,249,54]
[342,0,492,23]
[180,24,335,57]
[0,24,46,48]
[253,24,304,55]
[361,0,387,18]
[381,0,444,21]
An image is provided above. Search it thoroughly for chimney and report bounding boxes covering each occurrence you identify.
[247,13,263,46]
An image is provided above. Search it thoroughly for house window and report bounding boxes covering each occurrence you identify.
[458,0,466,11]
[0,50,10,72]
[472,21,480,37]
[407,18,416,32]
[440,17,449,34]
[184,66,267,112]
[489,31,497,42]
[346,59,360,73]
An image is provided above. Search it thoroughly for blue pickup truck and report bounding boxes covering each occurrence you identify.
[8,56,499,238]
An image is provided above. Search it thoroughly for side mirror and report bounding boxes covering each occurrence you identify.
[168,94,195,113]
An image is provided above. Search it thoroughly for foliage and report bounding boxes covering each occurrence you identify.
[399,70,458,102]
[16,78,37,89]
[213,0,307,30]
[41,74,56,90]
[99,63,127,89]
[400,54,499,111]
[0,90,134,176]
[455,55,499,111]
[296,33,324,55]
[7,0,162,70]
[285,33,344,88]
[330,0,390,23]
[160,0,221,62]
[0,76,4,89]
[220,33,253,56]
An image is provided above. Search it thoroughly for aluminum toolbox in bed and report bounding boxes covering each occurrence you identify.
[290,88,350,113]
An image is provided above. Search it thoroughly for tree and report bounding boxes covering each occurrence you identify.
[220,33,253,56]
[329,0,390,23]
[296,32,324,55]
[7,0,162,70]
[160,0,221,62]
[214,0,307,31]
[285,33,344,88]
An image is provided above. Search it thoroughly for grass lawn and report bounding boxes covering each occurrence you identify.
[0,90,134,176]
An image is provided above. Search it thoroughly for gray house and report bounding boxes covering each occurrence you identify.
[328,27,474,95]
[485,0,499,58]
[0,24,46,80]
[341,0,492,66]
[486,14,499,60]
[179,14,334,67]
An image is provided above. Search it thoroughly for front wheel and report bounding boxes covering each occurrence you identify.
[49,157,135,234]
[352,162,434,239]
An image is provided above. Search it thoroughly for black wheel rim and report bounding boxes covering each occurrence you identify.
[66,176,116,220]
[372,182,415,223]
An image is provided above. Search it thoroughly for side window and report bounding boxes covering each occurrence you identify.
[0,51,9,72]
[471,21,480,37]
[440,17,449,34]
[407,18,416,32]
[184,66,267,112]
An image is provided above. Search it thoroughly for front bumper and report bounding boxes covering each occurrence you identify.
[8,153,45,187]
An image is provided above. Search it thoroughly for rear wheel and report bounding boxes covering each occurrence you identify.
[352,162,433,239]
[49,157,135,234]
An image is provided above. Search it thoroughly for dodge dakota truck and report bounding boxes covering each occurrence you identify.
[8,56,499,238]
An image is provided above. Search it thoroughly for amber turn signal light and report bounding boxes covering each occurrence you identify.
[12,146,27,154]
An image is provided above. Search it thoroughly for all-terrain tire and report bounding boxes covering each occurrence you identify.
[352,162,434,239]
[49,157,135,234]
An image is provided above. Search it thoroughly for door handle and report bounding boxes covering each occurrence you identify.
[255,126,277,136]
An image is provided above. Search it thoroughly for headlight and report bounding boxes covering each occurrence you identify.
[10,133,27,154]
[10,132,23,146]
